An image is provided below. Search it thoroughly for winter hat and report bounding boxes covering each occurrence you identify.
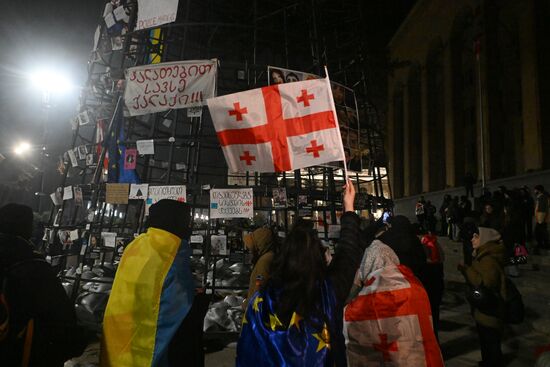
[477,227,501,247]
[0,203,34,240]
[148,199,191,239]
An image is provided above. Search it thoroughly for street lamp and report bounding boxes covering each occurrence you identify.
[14,141,32,156]
[27,68,74,214]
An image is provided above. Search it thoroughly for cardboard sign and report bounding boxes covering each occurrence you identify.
[124,59,217,116]
[106,183,130,204]
[136,0,179,31]
[129,183,149,200]
[210,188,253,219]
[124,148,137,169]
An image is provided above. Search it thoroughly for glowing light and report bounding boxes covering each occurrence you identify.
[14,142,31,155]
[29,69,73,93]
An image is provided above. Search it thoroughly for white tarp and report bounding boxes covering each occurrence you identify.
[136,0,179,31]
[124,59,217,116]
[210,188,253,219]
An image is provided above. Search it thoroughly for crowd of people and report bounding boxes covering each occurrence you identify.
[0,182,549,366]
[416,184,550,263]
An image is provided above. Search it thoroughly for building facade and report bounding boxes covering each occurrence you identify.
[387,0,550,198]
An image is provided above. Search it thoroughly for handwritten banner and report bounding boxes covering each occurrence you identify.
[210,188,253,219]
[124,59,217,116]
[146,185,186,214]
[136,0,179,31]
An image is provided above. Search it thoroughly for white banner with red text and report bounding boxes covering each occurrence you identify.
[124,59,217,116]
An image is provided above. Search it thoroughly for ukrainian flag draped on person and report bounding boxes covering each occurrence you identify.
[100,228,195,367]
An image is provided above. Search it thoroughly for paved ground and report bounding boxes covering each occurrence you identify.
[66,237,550,366]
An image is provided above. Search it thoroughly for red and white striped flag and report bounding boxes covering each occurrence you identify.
[206,78,345,172]
[344,264,444,367]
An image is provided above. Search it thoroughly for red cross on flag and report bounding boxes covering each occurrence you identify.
[206,78,345,173]
[344,264,444,367]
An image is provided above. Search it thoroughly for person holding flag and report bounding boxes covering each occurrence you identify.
[236,180,364,366]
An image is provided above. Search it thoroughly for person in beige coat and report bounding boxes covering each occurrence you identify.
[243,228,275,309]
[459,227,507,367]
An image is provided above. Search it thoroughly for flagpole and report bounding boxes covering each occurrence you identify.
[324,66,349,183]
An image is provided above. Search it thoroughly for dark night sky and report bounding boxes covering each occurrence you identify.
[0,0,104,172]
[0,0,415,195]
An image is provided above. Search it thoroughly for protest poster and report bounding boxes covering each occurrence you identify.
[129,183,149,200]
[63,186,73,200]
[136,139,155,155]
[210,235,228,255]
[106,183,130,204]
[101,232,117,248]
[210,188,253,219]
[68,149,78,168]
[272,188,287,209]
[85,154,95,167]
[74,187,83,207]
[136,0,179,31]
[146,185,186,214]
[124,59,217,116]
[268,65,362,172]
[124,148,137,169]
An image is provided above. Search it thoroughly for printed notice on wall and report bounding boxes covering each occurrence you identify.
[210,188,253,219]
[136,0,179,31]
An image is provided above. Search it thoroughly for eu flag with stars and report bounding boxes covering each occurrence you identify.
[236,280,345,367]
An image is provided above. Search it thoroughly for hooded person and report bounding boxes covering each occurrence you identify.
[459,226,507,367]
[243,227,275,309]
[0,203,86,366]
[344,240,443,366]
[378,215,427,280]
[101,199,196,367]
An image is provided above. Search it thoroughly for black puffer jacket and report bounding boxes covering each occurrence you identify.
[0,234,86,367]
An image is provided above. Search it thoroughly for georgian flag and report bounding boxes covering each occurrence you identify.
[206,78,346,172]
[344,265,444,367]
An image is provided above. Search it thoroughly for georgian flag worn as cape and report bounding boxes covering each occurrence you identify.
[344,264,444,367]
[207,78,346,172]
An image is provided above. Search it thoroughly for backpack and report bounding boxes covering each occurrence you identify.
[504,277,524,324]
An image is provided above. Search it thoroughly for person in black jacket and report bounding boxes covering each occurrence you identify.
[0,203,86,366]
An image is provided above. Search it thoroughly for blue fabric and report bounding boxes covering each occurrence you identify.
[152,240,195,367]
[107,106,139,183]
[236,280,343,367]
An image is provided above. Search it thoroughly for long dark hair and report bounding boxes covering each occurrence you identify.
[269,220,327,322]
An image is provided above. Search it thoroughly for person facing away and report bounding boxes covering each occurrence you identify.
[0,203,86,367]
[458,227,507,367]
[242,227,275,309]
[344,239,443,366]
[101,199,196,367]
[420,230,445,339]
[534,185,550,250]
[236,180,363,367]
